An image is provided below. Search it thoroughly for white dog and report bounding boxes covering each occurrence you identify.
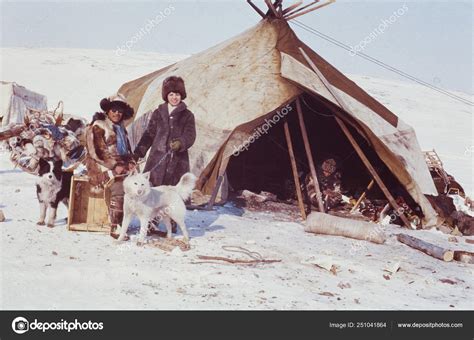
[118,171,197,245]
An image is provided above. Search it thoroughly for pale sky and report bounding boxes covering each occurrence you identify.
[1,0,473,93]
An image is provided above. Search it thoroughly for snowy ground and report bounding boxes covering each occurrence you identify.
[0,48,473,310]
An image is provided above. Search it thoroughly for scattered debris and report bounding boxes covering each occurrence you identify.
[52,251,58,255]
[383,261,401,274]
[451,227,462,236]
[233,190,301,221]
[149,238,190,252]
[337,282,351,289]
[448,236,458,243]
[0,210,5,222]
[195,255,280,265]
[354,298,360,304]
[195,246,281,266]
[240,190,271,204]
[383,274,391,280]
[465,239,474,244]
[319,292,335,297]
[453,251,474,264]
[301,255,334,272]
[451,212,474,236]
[439,278,457,285]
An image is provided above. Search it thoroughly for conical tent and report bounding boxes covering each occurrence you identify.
[1,81,47,127]
[118,18,439,226]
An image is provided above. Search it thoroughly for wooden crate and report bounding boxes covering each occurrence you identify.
[68,175,111,232]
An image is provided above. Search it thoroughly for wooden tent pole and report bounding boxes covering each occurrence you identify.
[283,120,307,220]
[265,0,279,17]
[206,156,230,210]
[247,0,265,18]
[285,0,335,20]
[295,96,325,213]
[298,47,412,228]
[284,0,319,18]
[282,1,303,15]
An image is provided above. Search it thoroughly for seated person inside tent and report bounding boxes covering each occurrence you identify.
[133,76,196,233]
[85,94,135,239]
[310,158,344,210]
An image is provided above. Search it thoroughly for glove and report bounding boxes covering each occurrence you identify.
[113,164,126,175]
[169,139,182,152]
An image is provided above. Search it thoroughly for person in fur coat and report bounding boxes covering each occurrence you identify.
[133,76,196,187]
[84,93,135,239]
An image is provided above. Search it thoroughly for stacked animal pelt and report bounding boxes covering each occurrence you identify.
[1,102,87,173]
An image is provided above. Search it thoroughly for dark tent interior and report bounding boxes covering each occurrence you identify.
[226,93,420,219]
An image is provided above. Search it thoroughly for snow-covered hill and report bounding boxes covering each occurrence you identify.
[0,48,472,310]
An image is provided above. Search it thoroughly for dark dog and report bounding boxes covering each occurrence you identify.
[36,159,72,227]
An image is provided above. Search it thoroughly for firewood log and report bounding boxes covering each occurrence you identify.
[397,233,454,262]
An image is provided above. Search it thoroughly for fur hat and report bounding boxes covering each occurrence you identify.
[162,76,187,102]
[321,158,337,175]
[99,93,134,121]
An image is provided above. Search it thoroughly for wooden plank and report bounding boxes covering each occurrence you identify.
[295,96,325,213]
[78,182,89,224]
[285,0,335,20]
[298,47,412,228]
[397,233,454,262]
[247,0,265,18]
[350,179,375,213]
[283,120,306,219]
[86,191,96,226]
[206,156,230,210]
[69,222,109,233]
[67,176,77,230]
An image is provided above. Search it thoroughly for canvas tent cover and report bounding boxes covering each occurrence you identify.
[119,19,439,226]
[1,82,48,127]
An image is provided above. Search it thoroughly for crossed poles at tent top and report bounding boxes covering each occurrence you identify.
[247,0,335,21]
